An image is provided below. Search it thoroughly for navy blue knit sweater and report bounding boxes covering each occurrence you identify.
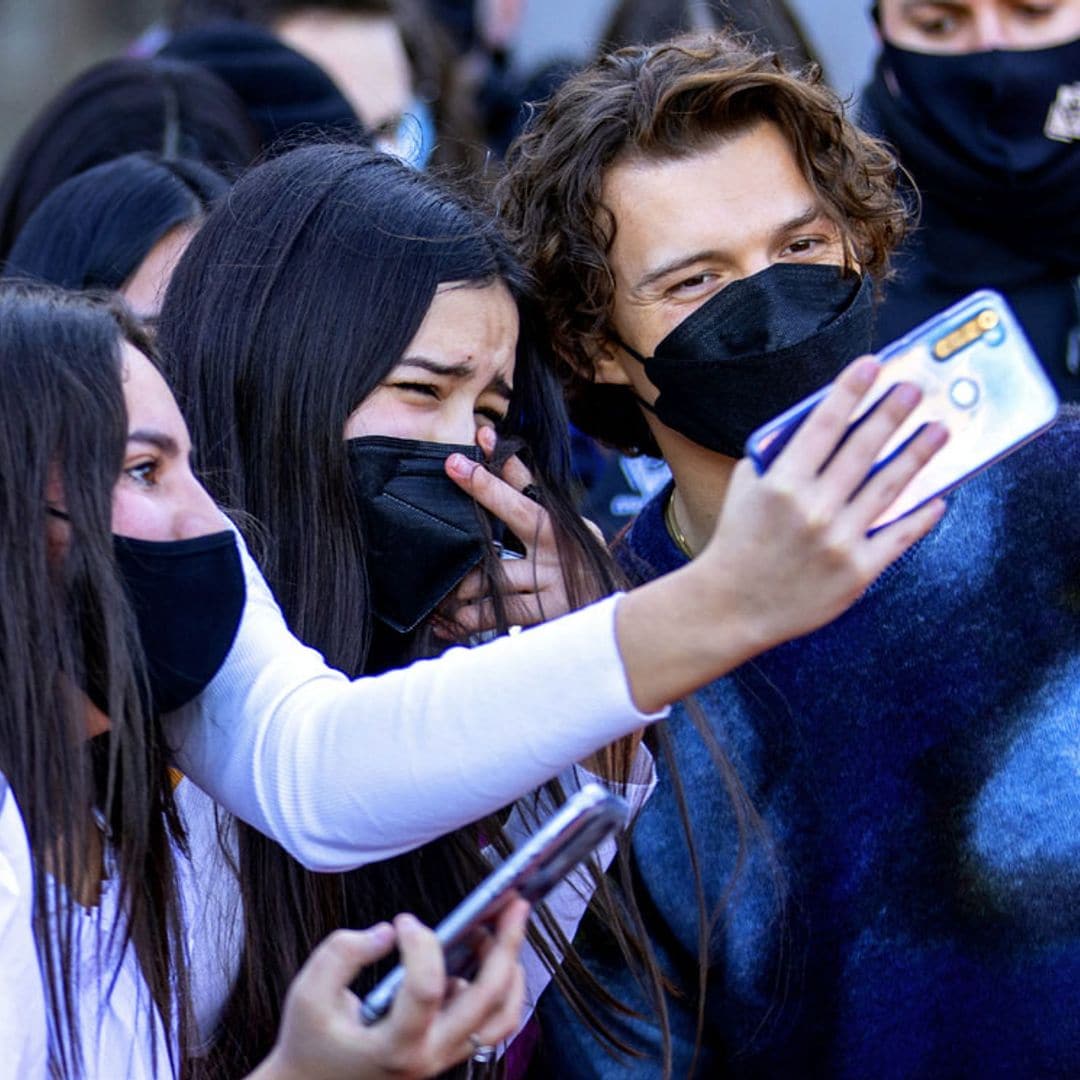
[540,407,1080,1078]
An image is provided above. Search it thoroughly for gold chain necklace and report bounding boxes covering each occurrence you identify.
[664,488,695,559]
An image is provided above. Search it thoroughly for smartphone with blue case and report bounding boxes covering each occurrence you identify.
[744,289,1059,531]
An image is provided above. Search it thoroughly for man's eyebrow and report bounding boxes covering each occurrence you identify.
[901,0,962,15]
[772,205,830,241]
[127,429,181,456]
[399,356,513,399]
[632,206,829,293]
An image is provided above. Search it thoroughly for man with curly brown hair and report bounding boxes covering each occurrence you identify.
[498,31,1080,1079]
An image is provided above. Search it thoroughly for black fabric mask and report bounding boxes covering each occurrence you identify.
[346,436,494,634]
[621,264,874,457]
[112,530,246,714]
[863,37,1080,277]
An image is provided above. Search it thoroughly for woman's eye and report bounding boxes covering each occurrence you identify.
[394,381,440,399]
[475,406,507,426]
[124,460,157,486]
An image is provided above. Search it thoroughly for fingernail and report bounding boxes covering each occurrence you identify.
[924,421,949,448]
[894,383,921,408]
[446,453,477,479]
[367,922,395,944]
[396,913,421,931]
[479,427,497,453]
[850,359,879,389]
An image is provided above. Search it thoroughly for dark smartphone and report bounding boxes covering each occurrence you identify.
[359,783,629,1024]
[745,289,1059,530]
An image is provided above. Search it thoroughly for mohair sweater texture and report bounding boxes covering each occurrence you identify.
[540,406,1080,1078]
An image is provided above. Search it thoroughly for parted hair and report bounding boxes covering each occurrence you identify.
[497,31,910,455]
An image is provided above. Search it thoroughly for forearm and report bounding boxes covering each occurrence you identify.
[168,537,665,871]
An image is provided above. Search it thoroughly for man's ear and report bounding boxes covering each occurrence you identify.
[588,337,636,387]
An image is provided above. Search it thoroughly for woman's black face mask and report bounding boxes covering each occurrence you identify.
[113,530,246,714]
[620,263,874,458]
[67,527,246,717]
[346,436,496,634]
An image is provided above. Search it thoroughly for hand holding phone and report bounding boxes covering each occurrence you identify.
[745,290,1059,530]
[359,783,629,1025]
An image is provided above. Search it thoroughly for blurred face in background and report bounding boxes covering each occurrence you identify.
[274,10,414,143]
[878,0,1080,52]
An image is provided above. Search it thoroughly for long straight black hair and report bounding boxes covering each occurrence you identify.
[5,153,227,293]
[157,143,644,1075]
[0,58,258,261]
[0,282,190,1076]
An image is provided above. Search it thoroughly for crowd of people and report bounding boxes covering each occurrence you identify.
[0,1,1076,1077]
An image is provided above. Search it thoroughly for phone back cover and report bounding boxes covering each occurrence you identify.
[747,290,1059,530]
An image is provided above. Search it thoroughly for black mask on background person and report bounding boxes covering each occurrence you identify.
[113,530,246,714]
[346,436,495,634]
[863,36,1080,273]
[620,264,874,458]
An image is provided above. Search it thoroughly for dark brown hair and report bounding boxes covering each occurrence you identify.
[497,31,910,454]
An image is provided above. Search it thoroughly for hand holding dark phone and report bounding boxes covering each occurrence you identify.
[359,783,629,1025]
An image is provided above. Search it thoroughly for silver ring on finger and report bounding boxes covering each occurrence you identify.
[468,1032,497,1063]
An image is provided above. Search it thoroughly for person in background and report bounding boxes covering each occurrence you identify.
[166,0,481,170]
[600,0,815,63]
[0,58,256,262]
[4,153,226,319]
[863,0,1080,397]
[499,29,1080,1078]
[159,16,370,156]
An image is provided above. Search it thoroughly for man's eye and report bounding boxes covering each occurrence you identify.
[1016,2,1057,20]
[784,237,821,256]
[668,272,717,296]
[476,407,507,426]
[916,14,960,35]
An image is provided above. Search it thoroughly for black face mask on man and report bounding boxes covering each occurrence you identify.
[619,263,874,458]
[108,530,246,714]
[864,35,1080,269]
[346,436,495,634]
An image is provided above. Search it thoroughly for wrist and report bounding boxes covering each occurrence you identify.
[615,560,764,713]
[247,1047,304,1080]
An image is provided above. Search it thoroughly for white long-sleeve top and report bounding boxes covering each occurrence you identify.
[169,535,665,871]
[0,776,46,1079]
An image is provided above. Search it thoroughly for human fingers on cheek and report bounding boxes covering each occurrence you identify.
[498,452,535,492]
[477,425,498,459]
[444,600,497,636]
[447,568,486,605]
